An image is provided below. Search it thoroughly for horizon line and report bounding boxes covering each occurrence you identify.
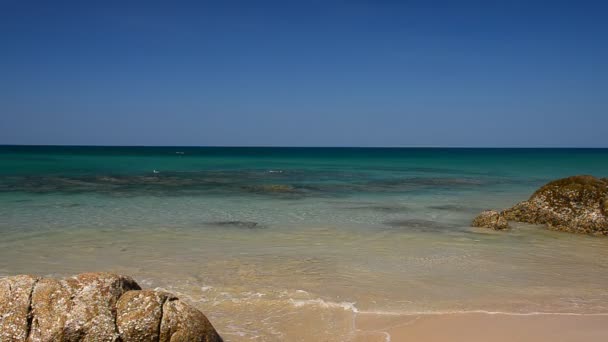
[1,144,608,149]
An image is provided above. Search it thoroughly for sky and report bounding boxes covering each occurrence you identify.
[0,0,607,147]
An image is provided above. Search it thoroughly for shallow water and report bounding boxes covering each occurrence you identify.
[1,147,608,340]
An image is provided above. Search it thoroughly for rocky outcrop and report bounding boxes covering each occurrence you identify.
[473,175,608,235]
[116,290,168,341]
[0,275,38,341]
[472,210,510,230]
[160,296,220,341]
[0,273,222,342]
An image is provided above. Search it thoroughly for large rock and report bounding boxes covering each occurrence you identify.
[160,297,222,342]
[116,290,168,341]
[472,210,510,230]
[0,275,39,341]
[29,272,140,341]
[29,277,73,341]
[475,175,608,235]
[116,290,221,342]
[0,273,222,342]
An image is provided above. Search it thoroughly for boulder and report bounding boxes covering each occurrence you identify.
[29,278,73,341]
[0,273,222,342]
[0,275,39,341]
[503,175,608,234]
[160,297,222,342]
[475,175,608,235]
[116,290,168,341]
[29,272,140,341]
[472,210,510,230]
[115,290,221,342]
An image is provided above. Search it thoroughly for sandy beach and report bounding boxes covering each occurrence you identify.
[353,312,608,342]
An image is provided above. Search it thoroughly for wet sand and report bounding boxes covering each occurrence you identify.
[2,221,608,340]
[353,313,608,341]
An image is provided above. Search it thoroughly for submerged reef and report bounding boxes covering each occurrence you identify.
[383,219,459,232]
[473,175,608,235]
[205,220,260,229]
[0,169,530,199]
[0,272,222,342]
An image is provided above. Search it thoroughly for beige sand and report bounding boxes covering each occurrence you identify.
[353,313,608,342]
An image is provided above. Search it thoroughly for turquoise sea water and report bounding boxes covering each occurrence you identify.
[2,146,608,340]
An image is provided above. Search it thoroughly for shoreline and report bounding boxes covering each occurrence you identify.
[353,312,608,342]
[354,309,608,316]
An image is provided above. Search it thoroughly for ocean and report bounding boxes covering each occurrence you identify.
[2,146,608,340]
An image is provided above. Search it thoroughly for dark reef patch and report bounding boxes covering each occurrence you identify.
[382,219,460,231]
[428,204,483,213]
[342,205,410,213]
[204,221,261,229]
[0,169,525,199]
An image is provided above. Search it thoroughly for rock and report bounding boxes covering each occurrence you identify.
[29,278,72,341]
[498,175,607,235]
[0,273,222,342]
[160,297,222,342]
[65,273,141,341]
[116,290,170,341]
[29,272,140,341]
[116,290,222,342]
[0,275,39,341]
[471,210,510,230]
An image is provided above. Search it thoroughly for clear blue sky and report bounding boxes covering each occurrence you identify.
[1,0,606,147]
